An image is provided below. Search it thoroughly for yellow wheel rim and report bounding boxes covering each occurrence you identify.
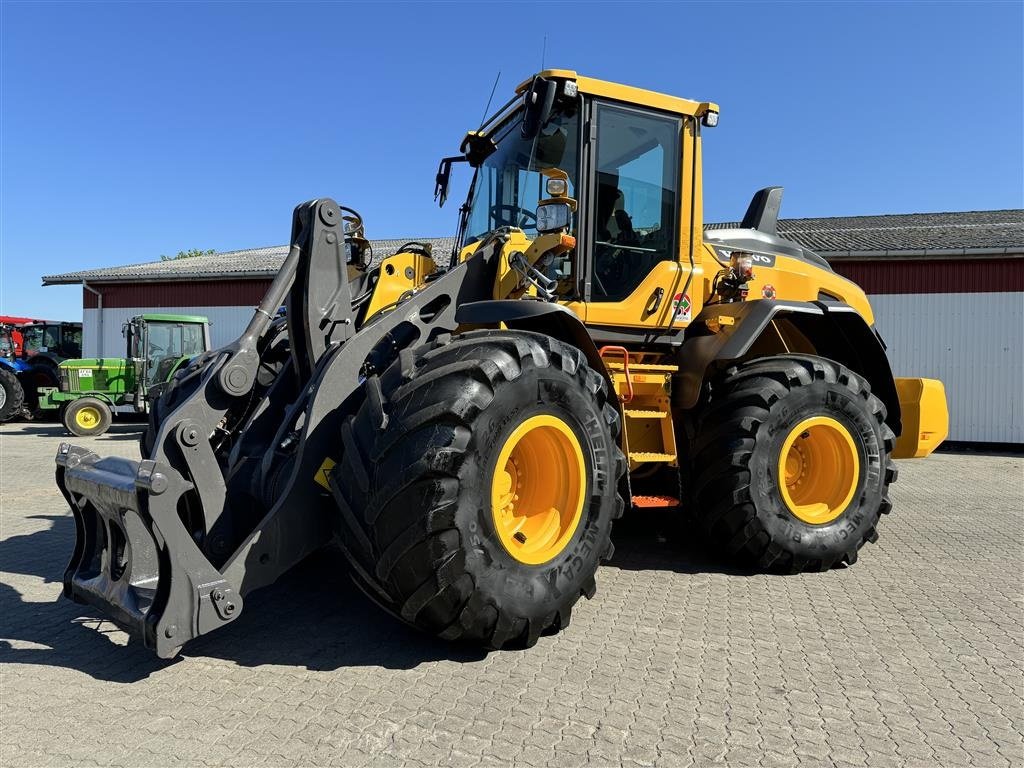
[490,414,587,565]
[75,406,101,430]
[778,416,860,525]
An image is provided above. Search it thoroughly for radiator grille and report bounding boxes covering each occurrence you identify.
[65,368,108,392]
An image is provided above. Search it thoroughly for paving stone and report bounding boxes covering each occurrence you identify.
[1,425,1021,768]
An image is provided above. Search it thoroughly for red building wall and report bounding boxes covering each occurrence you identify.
[831,258,1022,295]
[83,280,272,309]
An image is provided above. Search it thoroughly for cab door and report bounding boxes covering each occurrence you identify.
[579,101,697,342]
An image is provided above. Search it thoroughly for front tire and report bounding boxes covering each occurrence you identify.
[691,355,897,573]
[63,397,113,437]
[332,330,626,648]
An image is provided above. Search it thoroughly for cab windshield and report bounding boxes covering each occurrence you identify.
[464,104,580,244]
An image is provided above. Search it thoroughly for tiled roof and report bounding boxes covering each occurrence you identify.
[42,238,458,285]
[42,210,1022,285]
[708,209,1023,256]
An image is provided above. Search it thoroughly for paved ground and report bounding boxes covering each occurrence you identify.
[1,421,1022,768]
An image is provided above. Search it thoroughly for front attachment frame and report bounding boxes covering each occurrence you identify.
[58,445,242,658]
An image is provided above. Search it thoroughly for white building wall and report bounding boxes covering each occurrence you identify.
[870,292,1024,443]
[83,306,254,358]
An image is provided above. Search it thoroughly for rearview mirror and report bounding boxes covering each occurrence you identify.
[521,77,557,139]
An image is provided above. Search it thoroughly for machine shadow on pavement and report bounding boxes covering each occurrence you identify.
[0,506,754,682]
[0,514,487,683]
[605,512,762,577]
[8,423,144,441]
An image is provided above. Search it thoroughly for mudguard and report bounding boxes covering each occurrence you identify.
[675,299,902,435]
[455,300,613,397]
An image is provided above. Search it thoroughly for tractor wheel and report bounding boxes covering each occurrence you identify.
[691,355,897,573]
[63,397,113,437]
[0,367,25,422]
[332,330,626,648]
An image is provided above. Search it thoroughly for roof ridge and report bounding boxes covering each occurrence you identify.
[780,208,1024,221]
[788,222,1023,233]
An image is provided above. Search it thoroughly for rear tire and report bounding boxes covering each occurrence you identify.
[332,330,626,648]
[691,355,896,573]
[63,397,113,437]
[0,367,25,422]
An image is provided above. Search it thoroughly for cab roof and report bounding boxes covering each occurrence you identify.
[516,69,718,118]
[139,313,208,324]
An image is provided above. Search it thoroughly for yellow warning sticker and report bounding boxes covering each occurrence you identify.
[314,457,337,490]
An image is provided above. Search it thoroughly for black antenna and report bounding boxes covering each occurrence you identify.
[541,35,547,70]
[479,71,501,128]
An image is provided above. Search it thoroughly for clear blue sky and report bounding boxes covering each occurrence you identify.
[2,1,1022,319]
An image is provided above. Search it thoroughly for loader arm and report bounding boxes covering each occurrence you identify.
[58,199,513,657]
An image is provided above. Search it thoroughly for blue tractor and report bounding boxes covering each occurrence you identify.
[0,357,28,421]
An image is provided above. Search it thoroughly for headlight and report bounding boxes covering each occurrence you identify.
[536,202,571,233]
[546,177,568,197]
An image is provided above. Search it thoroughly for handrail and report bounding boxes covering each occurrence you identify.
[598,345,633,403]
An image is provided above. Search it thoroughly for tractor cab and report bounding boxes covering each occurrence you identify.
[125,314,209,391]
[0,323,23,362]
[21,321,82,362]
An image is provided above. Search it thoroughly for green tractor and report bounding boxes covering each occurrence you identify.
[38,313,210,437]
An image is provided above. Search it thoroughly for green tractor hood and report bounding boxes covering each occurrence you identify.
[58,357,133,395]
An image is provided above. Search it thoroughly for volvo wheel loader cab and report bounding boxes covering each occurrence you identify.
[56,71,948,658]
[39,314,209,436]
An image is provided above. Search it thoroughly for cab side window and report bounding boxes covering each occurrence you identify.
[181,325,204,357]
[591,105,680,302]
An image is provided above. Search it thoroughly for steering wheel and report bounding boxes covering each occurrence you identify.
[593,244,628,299]
[490,204,537,229]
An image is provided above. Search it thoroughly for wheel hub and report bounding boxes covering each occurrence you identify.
[490,414,586,565]
[76,406,100,430]
[778,416,859,525]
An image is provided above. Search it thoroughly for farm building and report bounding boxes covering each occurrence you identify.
[42,210,1024,443]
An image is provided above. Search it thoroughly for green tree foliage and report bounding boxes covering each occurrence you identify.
[160,248,215,261]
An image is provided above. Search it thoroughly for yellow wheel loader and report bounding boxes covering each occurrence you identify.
[56,71,949,658]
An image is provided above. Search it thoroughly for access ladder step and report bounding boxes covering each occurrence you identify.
[623,409,667,419]
[632,495,680,508]
[603,362,679,373]
[628,451,676,463]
